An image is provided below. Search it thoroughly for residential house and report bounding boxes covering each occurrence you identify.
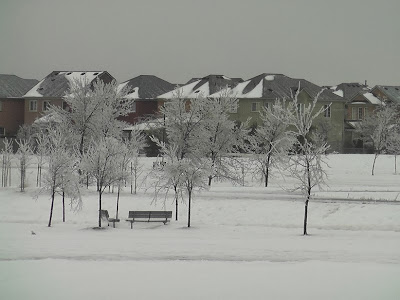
[0,74,38,139]
[118,75,175,124]
[370,85,400,104]
[23,71,115,125]
[212,73,346,152]
[343,91,382,152]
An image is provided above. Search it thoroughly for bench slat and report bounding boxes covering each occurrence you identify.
[126,210,172,228]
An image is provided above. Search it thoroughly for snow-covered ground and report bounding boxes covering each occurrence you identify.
[1,154,400,299]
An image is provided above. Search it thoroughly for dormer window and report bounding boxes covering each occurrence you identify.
[81,72,86,75]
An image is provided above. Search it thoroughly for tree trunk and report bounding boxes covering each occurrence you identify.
[174,185,178,221]
[116,185,120,219]
[37,164,40,187]
[304,161,311,235]
[265,152,272,187]
[372,153,378,176]
[98,190,102,228]
[48,187,55,227]
[130,162,133,194]
[62,191,65,222]
[187,189,192,228]
[303,197,309,235]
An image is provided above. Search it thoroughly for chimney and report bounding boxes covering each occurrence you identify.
[364,80,367,86]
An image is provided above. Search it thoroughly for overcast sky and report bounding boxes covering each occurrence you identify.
[0,0,399,87]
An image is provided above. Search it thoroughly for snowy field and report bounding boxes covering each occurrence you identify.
[1,154,400,299]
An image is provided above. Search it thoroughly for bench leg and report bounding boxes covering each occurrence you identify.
[130,221,133,229]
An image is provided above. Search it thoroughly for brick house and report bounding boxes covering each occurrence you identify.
[0,74,38,138]
[118,75,175,124]
[23,71,115,125]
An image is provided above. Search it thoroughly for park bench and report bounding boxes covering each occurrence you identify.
[100,210,120,228]
[126,211,172,229]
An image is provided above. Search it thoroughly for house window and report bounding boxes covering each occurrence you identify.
[0,100,3,111]
[132,101,136,113]
[0,127,4,136]
[29,100,37,112]
[351,107,366,120]
[42,100,51,111]
[263,102,269,110]
[62,101,68,110]
[323,105,331,118]
[251,102,259,112]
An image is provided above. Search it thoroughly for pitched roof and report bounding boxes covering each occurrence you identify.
[349,92,382,105]
[118,75,175,99]
[329,82,370,100]
[372,85,400,103]
[211,73,343,101]
[158,75,243,99]
[24,71,114,98]
[0,74,38,98]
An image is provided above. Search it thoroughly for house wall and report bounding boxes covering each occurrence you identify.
[314,101,345,153]
[0,98,25,137]
[231,91,345,152]
[120,100,159,124]
[24,98,63,125]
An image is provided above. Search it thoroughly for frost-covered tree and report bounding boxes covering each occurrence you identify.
[81,137,129,227]
[151,91,208,221]
[16,139,33,192]
[356,103,398,175]
[48,79,133,156]
[200,92,247,186]
[180,158,208,227]
[1,138,13,187]
[250,99,294,187]
[386,123,400,174]
[34,132,48,187]
[43,128,80,227]
[280,86,330,235]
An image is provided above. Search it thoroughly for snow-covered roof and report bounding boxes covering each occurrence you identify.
[363,92,382,105]
[330,82,370,100]
[33,112,62,125]
[333,90,344,97]
[373,85,400,104]
[158,75,243,99]
[0,74,38,98]
[24,71,114,98]
[211,73,343,101]
[119,75,175,99]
